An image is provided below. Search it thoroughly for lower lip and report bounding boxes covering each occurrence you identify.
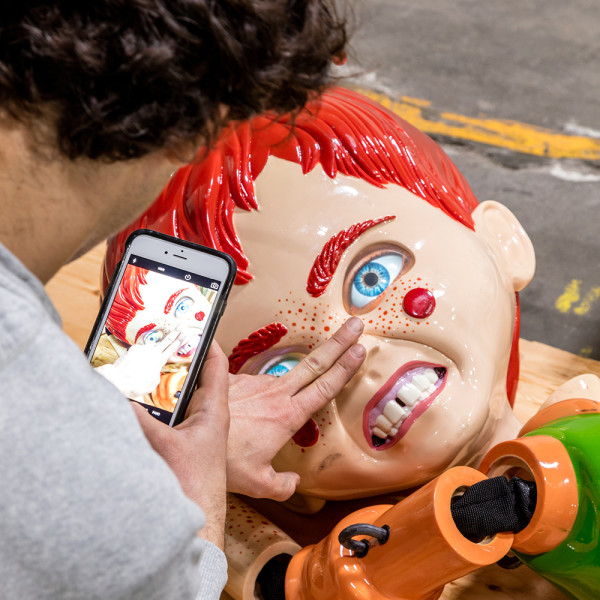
[363,361,446,450]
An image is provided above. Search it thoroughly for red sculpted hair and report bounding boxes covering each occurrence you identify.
[103,87,479,288]
[105,265,148,344]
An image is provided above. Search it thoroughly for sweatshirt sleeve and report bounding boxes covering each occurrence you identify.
[0,282,229,600]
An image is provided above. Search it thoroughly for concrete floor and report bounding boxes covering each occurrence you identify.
[342,0,600,358]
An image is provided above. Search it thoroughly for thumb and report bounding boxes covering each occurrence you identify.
[131,401,173,453]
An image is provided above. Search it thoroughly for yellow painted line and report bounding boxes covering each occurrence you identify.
[354,87,600,161]
[555,279,581,313]
[573,286,600,316]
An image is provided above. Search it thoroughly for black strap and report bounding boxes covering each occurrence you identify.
[451,476,537,543]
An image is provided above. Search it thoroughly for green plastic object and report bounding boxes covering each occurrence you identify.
[516,413,600,599]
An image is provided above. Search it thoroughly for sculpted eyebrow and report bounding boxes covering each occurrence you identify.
[228,322,288,374]
[164,289,186,314]
[306,216,396,297]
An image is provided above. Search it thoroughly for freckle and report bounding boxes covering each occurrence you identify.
[383,310,388,315]
[301,448,305,453]
[393,286,397,291]
[301,326,305,330]
[324,326,330,331]
[288,310,291,314]
[310,326,315,331]
[328,422,332,425]
[298,308,303,313]
[369,319,373,324]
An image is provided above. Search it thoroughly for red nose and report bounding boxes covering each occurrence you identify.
[403,287,435,319]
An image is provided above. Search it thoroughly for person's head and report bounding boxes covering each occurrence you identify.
[0,2,348,269]
[105,87,536,500]
[106,265,212,364]
[0,1,347,161]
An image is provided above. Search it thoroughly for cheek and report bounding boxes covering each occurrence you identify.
[364,277,435,335]
[274,291,346,350]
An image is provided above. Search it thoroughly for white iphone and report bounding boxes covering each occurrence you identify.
[85,229,236,426]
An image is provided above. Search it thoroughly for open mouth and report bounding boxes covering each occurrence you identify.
[176,334,200,358]
[363,361,447,450]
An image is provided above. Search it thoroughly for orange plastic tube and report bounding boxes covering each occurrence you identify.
[479,435,578,555]
[285,466,513,600]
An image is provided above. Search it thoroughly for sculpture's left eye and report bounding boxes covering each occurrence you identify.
[174,296,194,318]
[261,354,304,377]
[345,246,412,314]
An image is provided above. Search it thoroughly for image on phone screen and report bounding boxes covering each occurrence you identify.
[89,254,221,424]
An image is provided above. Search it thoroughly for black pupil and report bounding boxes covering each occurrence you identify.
[363,272,379,287]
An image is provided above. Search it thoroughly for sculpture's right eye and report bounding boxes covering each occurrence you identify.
[142,329,165,345]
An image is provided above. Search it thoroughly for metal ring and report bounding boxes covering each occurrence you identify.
[338,523,390,558]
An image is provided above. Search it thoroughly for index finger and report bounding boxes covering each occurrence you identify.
[282,317,364,391]
[156,327,185,356]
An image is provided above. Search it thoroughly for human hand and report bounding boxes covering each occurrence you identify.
[95,327,185,397]
[226,317,366,501]
[131,343,230,549]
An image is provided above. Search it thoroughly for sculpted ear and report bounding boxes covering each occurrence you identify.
[472,200,535,292]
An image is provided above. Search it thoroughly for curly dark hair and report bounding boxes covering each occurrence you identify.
[0,1,347,160]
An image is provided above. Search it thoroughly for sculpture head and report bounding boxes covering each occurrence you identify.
[105,88,535,500]
[106,264,213,364]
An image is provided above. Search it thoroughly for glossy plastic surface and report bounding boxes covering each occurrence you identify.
[285,467,513,600]
[104,88,535,500]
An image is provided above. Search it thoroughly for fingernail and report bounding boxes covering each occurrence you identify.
[350,343,366,358]
[346,317,364,333]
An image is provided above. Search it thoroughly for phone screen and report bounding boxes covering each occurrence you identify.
[89,253,222,424]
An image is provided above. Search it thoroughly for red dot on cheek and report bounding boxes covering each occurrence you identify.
[292,419,320,447]
[195,311,205,321]
[403,288,435,319]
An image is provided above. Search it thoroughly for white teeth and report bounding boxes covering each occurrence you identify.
[375,414,393,431]
[372,367,446,443]
[383,401,408,423]
[373,426,388,439]
[412,374,431,392]
[424,368,438,384]
[397,383,421,406]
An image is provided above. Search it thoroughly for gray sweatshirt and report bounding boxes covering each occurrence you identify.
[0,244,227,599]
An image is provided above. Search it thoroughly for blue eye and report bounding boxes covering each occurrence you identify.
[174,297,194,318]
[264,356,302,377]
[350,253,406,309]
[143,329,165,345]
